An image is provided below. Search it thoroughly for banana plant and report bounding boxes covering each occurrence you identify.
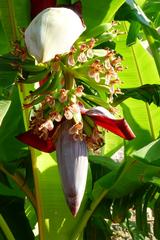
[0,0,160,240]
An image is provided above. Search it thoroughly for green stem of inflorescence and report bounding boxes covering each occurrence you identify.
[17,83,44,238]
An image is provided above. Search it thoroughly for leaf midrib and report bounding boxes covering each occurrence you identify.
[123,22,156,140]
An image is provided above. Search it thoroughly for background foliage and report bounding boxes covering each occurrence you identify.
[0,0,160,239]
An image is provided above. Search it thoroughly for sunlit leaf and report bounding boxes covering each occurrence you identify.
[0,0,30,45]
[0,0,19,43]
[31,150,91,239]
[131,138,160,167]
[116,23,160,154]
[81,0,125,28]
[0,86,28,165]
[89,155,119,171]
[142,0,160,28]
[0,100,11,126]
[113,84,160,106]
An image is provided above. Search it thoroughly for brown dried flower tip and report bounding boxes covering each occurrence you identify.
[70,103,80,113]
[39,119,54,132]
[80,43,87,52]
[52,55,61,71]
[88,38,96,49]
[110,79,121,85]
[59,89,68,103]
[77,52,87,63]
[75,85,84,97]
[64,103,81,121]
[111,56,122,65]
[69,122,84,141]
[11,42,27,61]
[64,106,74,120]
[88,60,104,82]
[49,111,62,122]
[105,49,115,58]
[115,65,123,72]
[68,52,76,66]
[44,95,55,107]
[86,127,104,151]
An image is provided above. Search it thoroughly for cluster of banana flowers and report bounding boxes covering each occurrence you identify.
[17,7,135,216]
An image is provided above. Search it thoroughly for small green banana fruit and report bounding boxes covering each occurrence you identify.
[56,120,88,216]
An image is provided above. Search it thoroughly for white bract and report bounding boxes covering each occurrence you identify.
[25,7,86,63]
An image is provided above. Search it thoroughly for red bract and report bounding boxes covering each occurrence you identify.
[17,106,135,153]
[93,116,135,140]
[84,107,135,140]
[17,129,55,153]
[31,0,57,18]
[39,74,50,86]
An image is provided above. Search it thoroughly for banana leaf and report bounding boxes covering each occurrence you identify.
[115,1,160,74]
[0,100,11,126]
[142,0,160,28]
[113,84,160,106]
[72,138,160,239]
[0,0,30,44]
[0,1,159,240]
[0,214,15,240]
[81,0,125,28]
[0,197,34,240]
[104,22,160,157]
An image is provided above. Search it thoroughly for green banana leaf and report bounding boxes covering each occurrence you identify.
[0,214,15,240]
[115,0,160,74]
[0,100,11,126]
[0,197,34,240]
[72,138,160,239]
[31,150,92,240]
[82,0,125,28]
[0,1,159,240]
[117,27,160,154]
[142,0,160,28]
[104,22,160,157]
[113,84,160,106]
[72,17,160,239]
[0,22,10,54]
[0,0,30,44]
[0,85,29,165]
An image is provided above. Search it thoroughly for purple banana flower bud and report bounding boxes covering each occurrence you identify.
[56,120,88,216]
[25,7,86,63]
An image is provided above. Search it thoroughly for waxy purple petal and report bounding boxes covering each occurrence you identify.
[56,120,88,216]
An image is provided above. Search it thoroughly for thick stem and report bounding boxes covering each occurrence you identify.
[63,68,75,90]
[71,189,108,240]
[17,84,43,237]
